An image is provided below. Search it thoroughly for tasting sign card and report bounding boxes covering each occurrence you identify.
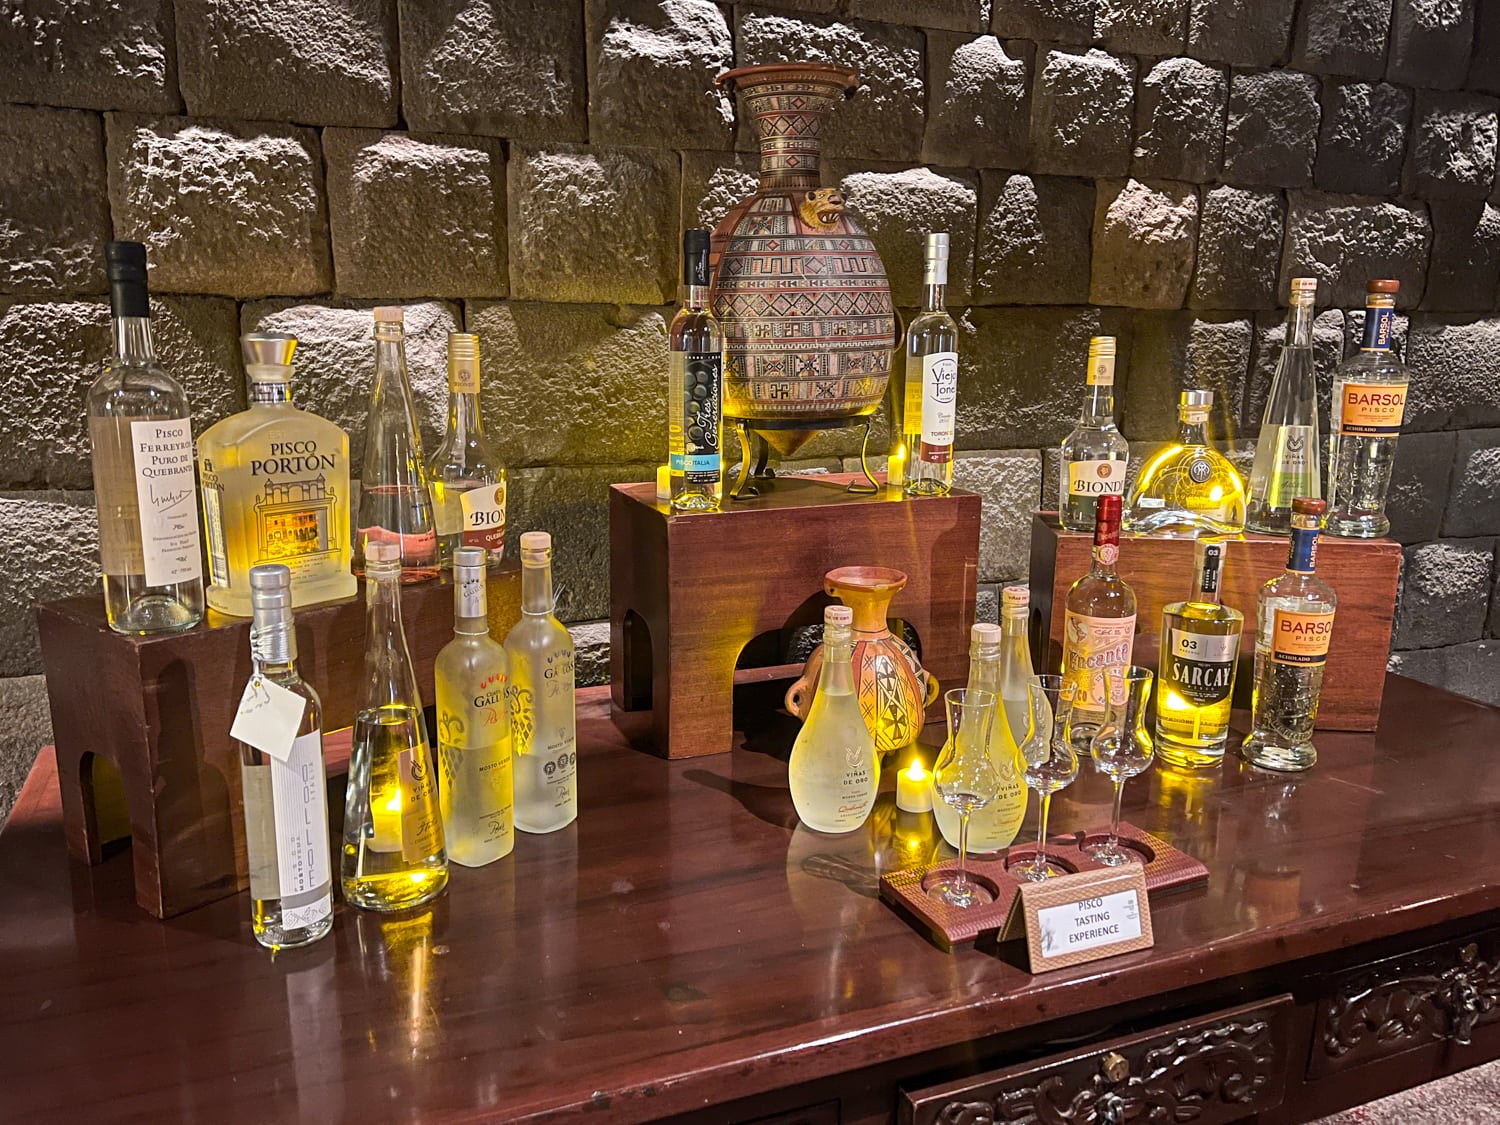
[1016,866,1153,973]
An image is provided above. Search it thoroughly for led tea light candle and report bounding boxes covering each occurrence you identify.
[656,464,672,502]
[896,759,934,813]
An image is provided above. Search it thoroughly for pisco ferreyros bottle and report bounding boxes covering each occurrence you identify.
[1061,493,1137,750]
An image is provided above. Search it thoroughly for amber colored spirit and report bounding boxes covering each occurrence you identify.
[1061,494,1137,749]
[1156,540,1242,767]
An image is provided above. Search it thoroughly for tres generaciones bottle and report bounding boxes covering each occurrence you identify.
[1248,277,1321,535]
[235,565,333,949]
[1157,540,1243,768]
[428,333,507,570]
[87,240,204,634]
[1061,493,1137,750]
[891,232,959,496]
[668,228,724,512]
[1327,280,1409,538]
[1058,336,1129,531]
[198,332,356,616]
[506,532,578,834]
[1124,389,1246,537]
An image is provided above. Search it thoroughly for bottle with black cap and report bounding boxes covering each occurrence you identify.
[86,240,204,634]
[667,228,723,512]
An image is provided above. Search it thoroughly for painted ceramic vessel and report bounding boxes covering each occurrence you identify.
[786,566,939,757]
[710,63,899,458]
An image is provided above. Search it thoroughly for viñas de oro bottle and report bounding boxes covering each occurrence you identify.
[1156,540,1242,768]
[428,333,506,570]
[789,605,879,833]
[1248,277,1321,534]
[342,541,448,910]
[434,547,514,867]
[505,532,577,833]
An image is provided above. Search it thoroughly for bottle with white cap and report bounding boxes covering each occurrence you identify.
[890,231,958,496]
[504,531,577,832]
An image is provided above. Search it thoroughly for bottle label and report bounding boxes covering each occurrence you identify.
[919,352,957,463]
[1360,305,1396,351]
[460,482,506,552]
[201,477,230,587]
[1271,609,1335,666]
[456,566,487,619]
[1287,526,1320,573]
[1087,353,1115,387]
[398,742,443,864]
[1068,459,1127,497]
[1062,611,1136,712]
[130,418,202,587]
[1260,423,1316,479]
[1339,383,1407,436]
[682,352,721,483]
[271,730,331,903]
[440,670,508,751]
[1167,628,1239,706]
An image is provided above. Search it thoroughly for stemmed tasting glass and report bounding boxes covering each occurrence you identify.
[1014,674,1080,883]
[1087,666,1156,866]
[930,688,1001,908]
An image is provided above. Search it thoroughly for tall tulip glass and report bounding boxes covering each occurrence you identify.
[1087,666,1156,866]
[1015,674,1079,883]
[930,688,1000,908]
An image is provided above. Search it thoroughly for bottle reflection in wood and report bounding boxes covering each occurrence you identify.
[789,605,879,834]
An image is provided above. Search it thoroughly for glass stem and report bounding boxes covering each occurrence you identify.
[957,809,970,889]
[1109,779,1125,849]
[1036,793,1052,873]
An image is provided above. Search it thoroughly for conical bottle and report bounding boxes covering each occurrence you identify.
[1248,278,1321,534]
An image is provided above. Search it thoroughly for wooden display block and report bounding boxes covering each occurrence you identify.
[610,473,981,758]
[1027,513,1401,731]
[36,571,520,919]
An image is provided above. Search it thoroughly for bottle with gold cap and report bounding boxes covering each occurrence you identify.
[428,332,506,569]
[1059,335,1129,531]
[1248,277,1321,535]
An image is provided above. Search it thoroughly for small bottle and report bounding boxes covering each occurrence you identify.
[996,585,1037,745]
[895,232,959,496]
[1061,493,1137,749]
[199,332,357,616]
[1327,280,1409,538]
[668,228,724,512]
[1058,336,1129,531]
[789,605,879,833]
[236,564,333,949]
[1157,540,1243,768]
[428,333,507,570]
[1248,277,1321,535]
[353,307,439,582]
[341,541,448,911]
[505,532,578,833]
[1124,390,1247,537]
[435,547,514,867]
[1242,497,1337,772]
[87,240,204,634]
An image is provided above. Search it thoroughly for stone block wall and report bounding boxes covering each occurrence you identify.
[3,0,1500,816]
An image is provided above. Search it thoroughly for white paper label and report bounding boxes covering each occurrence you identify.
[919,351,958,447]
[460,482,506,551]
[1037,889,1143,956]
[271,731,330,902]
[281,898,331,930]
[130,418,202,587]
[231,675,308,761]
[1067,459,1127,497]
[1169,628,1238,663]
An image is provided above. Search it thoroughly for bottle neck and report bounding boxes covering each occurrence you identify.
[250,611,298,676]
[521,561,554,615]
[113,317,155,364]
[1287,302,1315,349]
[1081,383,1116,425]
[1287,525,1320,575]
[680,282,710,312]
[967,649,1001,694]
[922,280,946,313]
[820,636,855,694]
[1179,413,1208,447]
[454,570,488,635]
[374,328,407,381]
[366,568,406,653]
[1360,302,1396,351]
[1194,565,1224,606]
[1092,527,1121,575]
[250,378,292,405]
[446,390,484,440]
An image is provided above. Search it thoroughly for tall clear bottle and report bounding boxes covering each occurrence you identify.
[341,541,448,910]
[1061,494,1137,749]
[892,232,958,496]
[788,605,879,833]
[1327,280,1409,538]
[428,333,506,570]
[669,228,724,512]
[505,532,577,833]
[1248,277,1321,534]
[354,307,439,582]
[235,565,333,949]
[1058,336,1129,531]
[87,241,204,634]
[435,547,514,867]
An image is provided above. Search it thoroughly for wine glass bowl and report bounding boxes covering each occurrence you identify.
[1014,675,1079,883]
[929,688,1000,908]
[1086,666,1156,867]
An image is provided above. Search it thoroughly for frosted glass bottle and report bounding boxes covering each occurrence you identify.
[789,605,879,833]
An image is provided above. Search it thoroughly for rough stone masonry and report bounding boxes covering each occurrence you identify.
[1,0,1499,819]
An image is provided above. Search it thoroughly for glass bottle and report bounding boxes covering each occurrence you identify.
[788,605,879,833]
[1327,279,1409,538]
[428,333,506,570]
[199,332,356,616]
[434,547,514,867]
[1248,277,1321,534]
[1061,493,1137,749]
[353,306,439,582]
[86,240,204,634]
[1156,539,1243,768]
[341,541,448,911]
[1242,497,1337,772]
[891,232,958,496]
[1124,389,1247,537]
[669,228,724,512]
[235,564,333,949]
[505,532,578,833]
[1058,336,1129,531]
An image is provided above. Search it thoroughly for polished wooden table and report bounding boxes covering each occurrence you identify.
[2,676,1499,1123]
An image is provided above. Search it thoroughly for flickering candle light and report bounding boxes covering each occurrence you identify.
[656,464,671,502]
[896,759,933,813]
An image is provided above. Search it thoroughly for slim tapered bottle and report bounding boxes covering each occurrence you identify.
[1248,277,1321,534]
[668,228,723,512]
[789,605,879,833]
[342,541,448,911]
[435,547,514,867]
[236,565,333,949]
[428,333,506,570]
[505,532,577,833]
[895,232,959,496]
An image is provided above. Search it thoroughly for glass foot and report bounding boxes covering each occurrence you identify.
[1014,858,1059,883]
[1084,840,1135,867]
[926,875,995,908]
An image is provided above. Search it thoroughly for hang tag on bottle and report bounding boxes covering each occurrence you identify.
[230,675,307,762]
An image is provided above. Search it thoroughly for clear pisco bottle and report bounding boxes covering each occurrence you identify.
[236,564,333,949]
[428,333,506,569]
[1248,277,1321,534]
[342,541,448,911]
[1327,279,1409,538]
[1156,539,1243,768]
[892,232,958,496]
[435,547,514,867]
[1124,390,1246,537]
[354,306,439,582]
[505,532,578,833]
[668,228,724,512]
[788,605,879,833]
[1059,336,1129,531]
[1061,493,1137,750]
[87,240,204,634]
